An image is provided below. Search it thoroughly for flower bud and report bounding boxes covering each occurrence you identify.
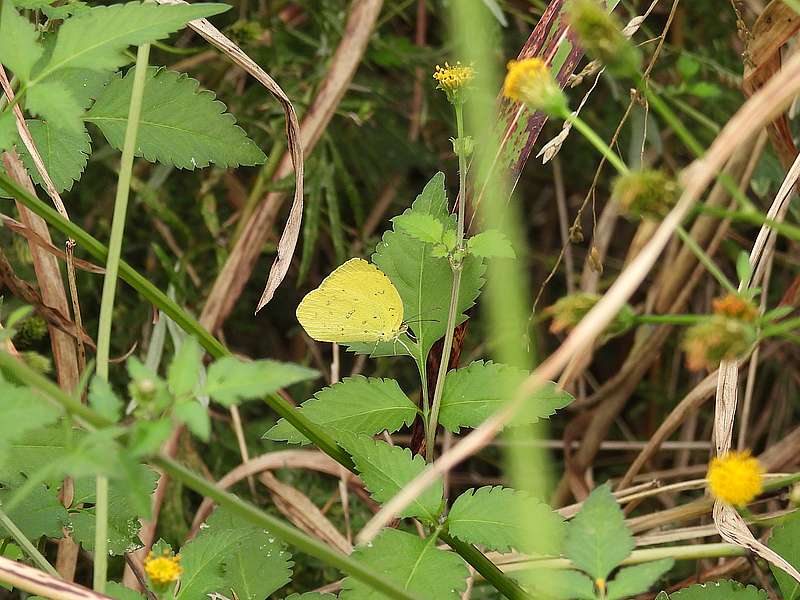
[682,316,756,371]
[546,292,635,338]
[567,0,641,77]
[503,58,568,117]
[712,293,758,322]
[612,169,678,220]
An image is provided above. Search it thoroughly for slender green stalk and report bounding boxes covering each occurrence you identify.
[153,457,420,600]
[694,203,800,243]
[0,506,59,577]
[635,314,709,326]
[93,40,152,594]
[426,101,468,460]
[561,109,629,176]
[762,315,800,338]
[675,225,737,295]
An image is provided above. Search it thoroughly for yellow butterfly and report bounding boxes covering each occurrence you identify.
[296,258,406,344]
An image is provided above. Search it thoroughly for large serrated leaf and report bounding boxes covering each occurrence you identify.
[19,120,91,193]
[768,513,800,600]
[448,486,564,554]
[0,482,68,540]
[0,377,61,459]
[341,529,468,600]
[264,376,418,444]
[203,357,318,406]
[666,580,768,599]
[177,508,292,600]
[607,559,674,600]
[439,361,573,433]
[352,172,485,359]
[86,67,266,169]
[564,483,634,582]
[0,1,43,81]
[340,434,442,521]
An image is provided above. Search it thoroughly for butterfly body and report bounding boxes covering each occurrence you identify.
[297,258,405,344]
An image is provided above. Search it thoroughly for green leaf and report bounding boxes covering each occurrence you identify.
[367,172,485,359]
[564,483,634,582]
[0,482,68,540]
[86,67,266,169]
[392,213,445,244]
[204,357,318,406]
[284,595,337,600]
[174,400,210,442]
[0,377,61,451]
[0,1,43,81]
[340,434,442,521]
[607,559,674,600]
[0,112,16,153]
[105,582,146,600]
[168,338,202,397]
[448,486,564,554]
[176,508,292,600]
[467,229,516,259]
[26,80,84,133]
[439,361,573,433]
[88,376,123,423]
[0,424,73,485]
[768,512,800,600]
[34,2,229,80]
[665,580,768,600]
[340,529,468,600]
[46,68,111,109]
[69,464,159,554]
[264,376,418,444]
[520,570,596,600]
[736,251,753,285]
[19,120,91,193]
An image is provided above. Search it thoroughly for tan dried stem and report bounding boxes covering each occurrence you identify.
[356,50,800,544]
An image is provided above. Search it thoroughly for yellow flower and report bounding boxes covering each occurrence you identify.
[712,294,758,322]
[707,450,764,506]
[433,61,474,103]
[503,58,567,116]
[144,550,182,588]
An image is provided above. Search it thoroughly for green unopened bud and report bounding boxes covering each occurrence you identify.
[546,292,635,339]
[567,0,641,78]
[451,135,475,157]
[612,169,679,219]
[682,316,756,371]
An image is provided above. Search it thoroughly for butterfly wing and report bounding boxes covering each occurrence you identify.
[297,258,404,343]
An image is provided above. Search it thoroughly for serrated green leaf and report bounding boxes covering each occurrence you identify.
[768,513,800,600]
[341,529,468,600]
[19,120,91,193]
[168,338,202,397]
[365,172,485,359]
[88,376,123,422]
[340,434,442,521]
[0,112,16,153]
[284,594,337,600]
[448,486,564,554]
[177,508,292,600]
[439,361,573,433]
[0,482,68,540]
[0,2,43,81]
[46,68,111,109]
[467,229,516,259]
[607,558,674,600]
[26,80,83,133]
[0,378,61,447]
[0,424,74,485]
[174,400,210,442]
[520,569,596,600]
[666,580,768,600]
[564,483,634,582]
[33,2,229,81]
[204,357,318,406]
[392,213,445,244]
[86,67,266,169]
[736,251,752,285]
[105,581,145,600]
[264,376,417,444]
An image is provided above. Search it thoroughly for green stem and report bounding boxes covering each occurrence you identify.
[634,314,709,326]
[153,457,421,600]
[0,506,59,577]
[561,110,629,176]
[675,225,738,295]
[426,101,468,461]
[93,40,152,594]
[762,315,800,338]
[693,204,800,242]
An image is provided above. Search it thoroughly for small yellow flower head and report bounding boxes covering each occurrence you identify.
[546,292,635,338]
[712,293,758,322]
[433,61,474,103]
[682,316,756,371]
[567,0,641,77]
[503,58,567,116]
[612,169,679,220]
[707,450,764,506]
[144,550,182,589]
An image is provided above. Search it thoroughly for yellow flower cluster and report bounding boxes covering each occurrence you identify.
[502,58,567,116]
[144,550,183,587]
[712,293,758,322]
[707,450,764,506]
[433,61,474,95]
